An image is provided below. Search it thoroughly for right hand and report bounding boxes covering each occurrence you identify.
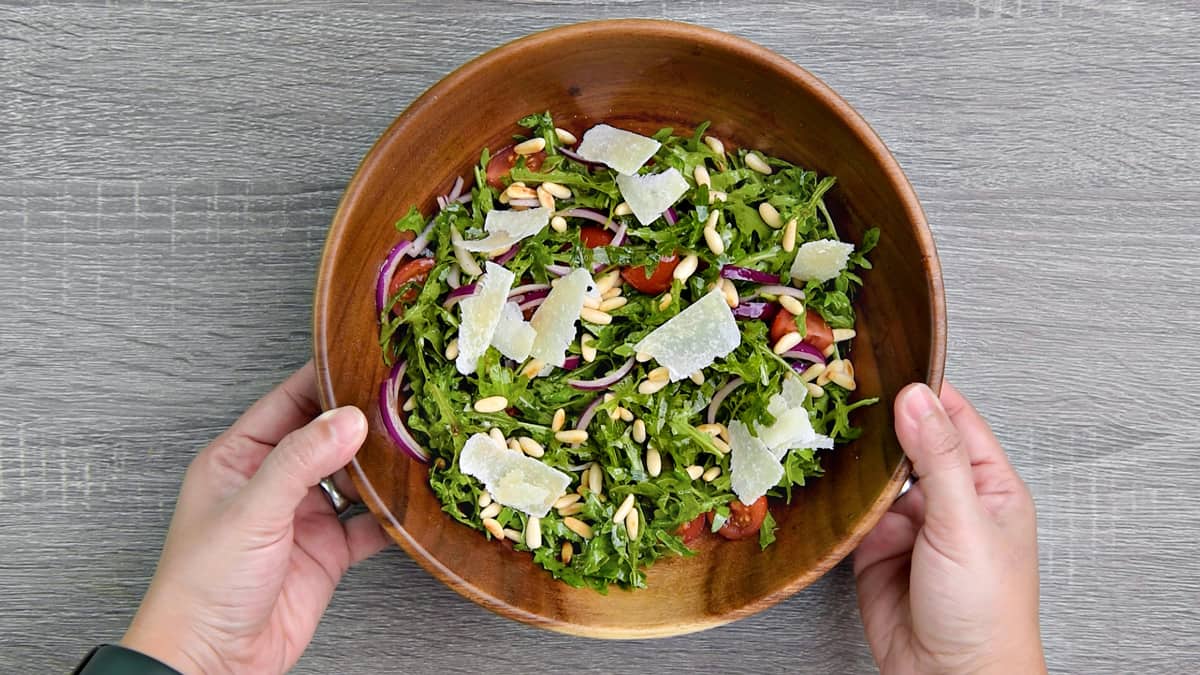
[854,382,1046,674]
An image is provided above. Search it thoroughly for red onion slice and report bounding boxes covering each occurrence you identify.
[447,176,465,202]
[757,284,806,300]
[508,198,541,208]
[707,377,744,425]
[494,244,520,266]
[375,240,411,313]
[731,301,779,321]
[409,222,435,258]
[663,207,678,225]
[560,208,616,230]
[567,357,635,391]
[453,193,472,204]
[517,297,546,313]
[442,283,478,309]
[379,361,430,463]
[509,283,551,300]
[610,220,628,247]
[720,265,781,284]
[575,396,604,432]
[562,355,582,370]
[784,341,826,364]
[436,195,448,210]
[545,263,572,276]
[559,147,600,166]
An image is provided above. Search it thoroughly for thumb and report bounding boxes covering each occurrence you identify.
[894,383,980,532]
[238,406,367,527]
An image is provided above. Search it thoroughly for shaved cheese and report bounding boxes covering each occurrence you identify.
[634,288,740,380]
[455,262,514,375]
[459,433,570,517]
[790,239,854,283]
[616,169,690,226]
[458,206,551,252]
[491,301,536,362]
[576,124,661,175]
[757,377,834,458]
[529,268,595,367]
[729,420,784,504]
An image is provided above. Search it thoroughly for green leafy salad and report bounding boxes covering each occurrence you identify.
[375,112,878,591]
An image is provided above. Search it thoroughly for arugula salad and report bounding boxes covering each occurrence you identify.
[376,112,878,591]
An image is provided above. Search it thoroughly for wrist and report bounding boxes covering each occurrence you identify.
[122,607,212,675]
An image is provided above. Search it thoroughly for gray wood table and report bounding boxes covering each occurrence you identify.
[3,2,1198,673]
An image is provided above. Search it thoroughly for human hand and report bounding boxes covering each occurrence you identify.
[854,382,1045,675]
[121,361,389,674]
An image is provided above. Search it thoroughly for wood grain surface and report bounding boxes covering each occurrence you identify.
[2,1,1197,673]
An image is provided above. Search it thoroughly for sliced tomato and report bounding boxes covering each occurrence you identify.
[677,514,707,544]
[769,307,834,351]
[485,144,544,189]
[622,255,679,295]
[715,497,769,541]
[387,257,435,315]
[579,226,613,248]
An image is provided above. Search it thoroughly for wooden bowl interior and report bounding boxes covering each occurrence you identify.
[314,20,944,638]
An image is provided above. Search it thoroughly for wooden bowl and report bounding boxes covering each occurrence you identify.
[313,19,945,638]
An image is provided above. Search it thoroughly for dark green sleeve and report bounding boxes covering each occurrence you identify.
[73,644,183,675]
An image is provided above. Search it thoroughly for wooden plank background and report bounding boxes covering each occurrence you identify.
[2,1,1197,672]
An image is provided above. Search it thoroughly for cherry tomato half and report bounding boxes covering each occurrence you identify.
[621,255,680,295]
[387,257,435,315]
[769,307,834,351]
[579,226,612,248]
[485,145,544,189]
[677,514,707,545]
[714,497,769,541]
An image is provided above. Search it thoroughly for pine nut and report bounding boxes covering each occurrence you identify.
[603,392,615,403]
[843,359,855,377]
[557,502,584,516]
[806,382,825,398]
[518,436,545,458]
[614,202,633,216]
[779,294,805,316]
[483,518,504,539]
[826,359,845,375]
[402,397,416,412]
[445,338,459,360]
[746,151,772,174]
[704,225,725,256]
[694,165,711,188]
[602,286,621,300]
[580,333,597,363]
[646,447,662,476]
[696,423,723,437]
[550,215,568,233]
[657,294,672,311]
[829,371,857,391]
[488,427,506,446]
[613,494,636,523]
[709,190,728,203]
[690,370,705,385]
[536,185,556,210]
[508,438,522,453]
[632,419,647,443]
[520,359,546,379]
[832,328,857,342]
[498,190,510,204]
[704,135,725,157]
[648,366,670,384]
[563,516,593,539]
[555,429,588,444]
[504,528,523,542]
[816,369,832,386]
[506,184,537,200]
[823,343,837,358]
[685,465,704,480]
[587,462,604,494]
[711,438,731,455]
[800,363,826,382]
[555,127,577,145]
[525,516,542,549]
[702,466,721,482]
[618,406,634,422]
[542,181,571,199]
[580,307,612,325]
[561,541,574,564]
[582,293,601,310]
[759,202,783,228]
[607,404,621,421]
[480,502,501,520]
[638,379,668,395]
[551,408,566,431]
[721,278,739,308]
[773,332,803,355]
[782,218,798,252]
[625,509,640,540]
[673,254,699,282]
[555,493,582,509]
[478,491,493,507]
[514,137,546,155]
[475,396,509,414]
[595,270,621,294]
[599,296,628,312]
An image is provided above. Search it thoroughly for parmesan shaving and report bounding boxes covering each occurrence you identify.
[576,124,661,175]
[633,288,740,380]
[615,168,690,226]
[458,433,571,517]
[458,206,552,252]
[454,262,514,375]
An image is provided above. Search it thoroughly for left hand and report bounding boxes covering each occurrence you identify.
[121,361,389,674]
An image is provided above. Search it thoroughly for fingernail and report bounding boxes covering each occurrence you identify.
[900,383,942,423]
[320,406,366,442]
